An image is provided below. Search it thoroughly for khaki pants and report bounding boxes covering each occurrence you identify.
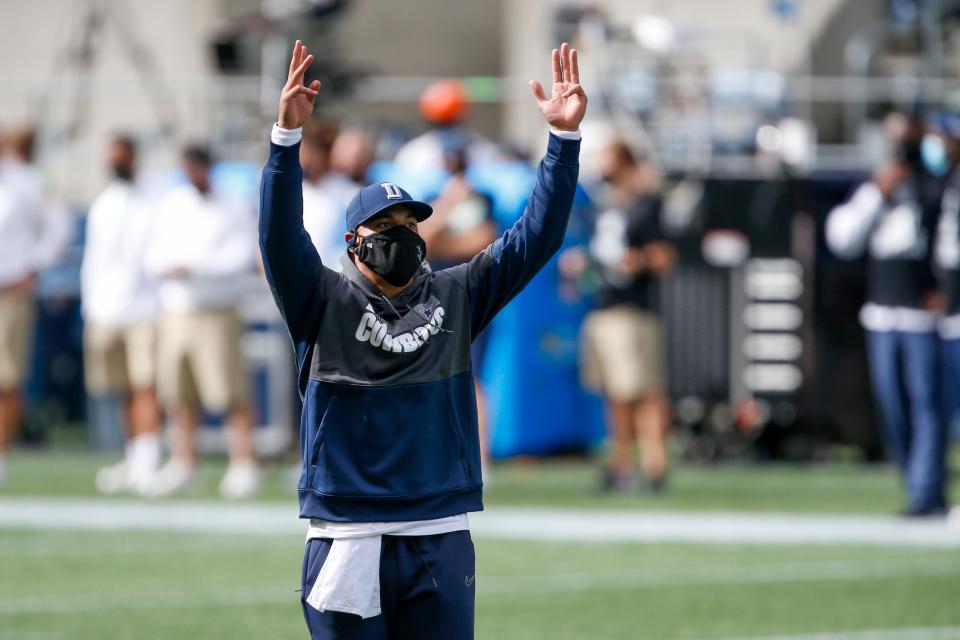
[0,288,34,391]
[84,322,157,394]
[157,308,248,414]
[581,306,665,402]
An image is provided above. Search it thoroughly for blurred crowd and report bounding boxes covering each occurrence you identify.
[0,129,265,498]
[0,76,657,501]
[0,81,534,499]
[1,80,959,515]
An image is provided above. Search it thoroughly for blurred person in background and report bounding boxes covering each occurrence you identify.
[575,139,675,493]
[301,120,359,269]
[330,126,375,188]
[931,112,960,508]
[419,132,498,477]
[3,128,74,274]
[81,134,162,495]
[394,79,501,174]
[145,145,259,499]
[826,111,949,517]
[0,126,71,485]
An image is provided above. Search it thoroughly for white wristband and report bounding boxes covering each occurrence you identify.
[550,129,582,141]
[271,123,303,146]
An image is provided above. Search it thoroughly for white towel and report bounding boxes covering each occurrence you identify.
[306,536,383,619]
[303,513,470,619]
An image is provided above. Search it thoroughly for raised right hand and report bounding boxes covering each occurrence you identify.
[529,42,587,132]
[278,40,321,130]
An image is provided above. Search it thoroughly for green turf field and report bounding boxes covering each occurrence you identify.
[2,529,958,639]
[1,451,959,639]
[2,449,944,513]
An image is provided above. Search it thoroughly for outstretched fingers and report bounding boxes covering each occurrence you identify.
[288,40,302,77]
[559,43,570,83]
[307,80,320,104]
[290,53,315,86]
[529,80,547,102]
[534,44,585,113]
[283,80,319,99]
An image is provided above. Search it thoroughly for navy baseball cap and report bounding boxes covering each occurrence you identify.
[345,182,433,231]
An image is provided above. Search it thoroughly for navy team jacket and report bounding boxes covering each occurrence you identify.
[259,132,580,522]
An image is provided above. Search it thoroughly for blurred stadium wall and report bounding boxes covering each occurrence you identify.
[0,0,904,204]
[0,0,504,204]
[504,0,886,154]
[0,0,896,205]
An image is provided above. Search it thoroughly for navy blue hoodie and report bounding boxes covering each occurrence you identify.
[259,132,580,522]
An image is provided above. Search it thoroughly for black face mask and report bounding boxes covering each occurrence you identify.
[353,225,426,287]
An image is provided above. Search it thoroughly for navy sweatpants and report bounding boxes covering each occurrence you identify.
[300,531,475,639]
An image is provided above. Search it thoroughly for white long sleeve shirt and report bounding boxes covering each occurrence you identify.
[0,161,71,288]
[145,183,256,313]
[826,181,937,333]
[80,181,158,326]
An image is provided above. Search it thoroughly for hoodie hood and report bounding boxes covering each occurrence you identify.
[337,251,433,315]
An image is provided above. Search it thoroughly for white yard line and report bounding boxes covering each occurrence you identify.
[703,627,960,640]
[0,556,956,616]
[0,586,296,616]
[0,497,958,547]
[0,532,292,557]
[478,556,960,595]
[471,507,960,548]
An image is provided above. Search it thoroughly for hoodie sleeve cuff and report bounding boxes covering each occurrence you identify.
[545,130,581,165]
[271,123,303,147]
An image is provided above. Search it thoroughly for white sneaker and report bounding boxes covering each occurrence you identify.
[219,461,260,500]
[95,461,130,494]
[127,434,162,496]
[144,459,196,498]
[127,463,158,496]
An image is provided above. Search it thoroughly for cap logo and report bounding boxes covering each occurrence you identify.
[381,182,403,199]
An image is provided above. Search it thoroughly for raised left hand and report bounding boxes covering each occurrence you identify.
[278,40,321,130]
[529,42,587,132]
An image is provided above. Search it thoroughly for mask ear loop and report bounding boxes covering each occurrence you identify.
[348,229,362,254]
